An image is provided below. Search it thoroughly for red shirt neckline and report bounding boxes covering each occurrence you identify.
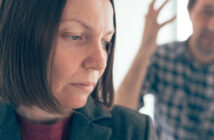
[16,113,72,140]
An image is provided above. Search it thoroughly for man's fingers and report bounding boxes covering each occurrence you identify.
[149,0,156,10]
[160,15,176,28]
[157,0,169,13]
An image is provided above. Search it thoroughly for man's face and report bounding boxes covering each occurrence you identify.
[189,0,214,64]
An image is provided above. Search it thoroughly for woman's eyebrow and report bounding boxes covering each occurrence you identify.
[61,19,115,35]
[61,19,93,30]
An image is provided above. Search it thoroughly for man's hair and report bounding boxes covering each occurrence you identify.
[0,0,116,113]
[188,0,197,10]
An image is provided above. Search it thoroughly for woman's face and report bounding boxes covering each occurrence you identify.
[51,0,114,109]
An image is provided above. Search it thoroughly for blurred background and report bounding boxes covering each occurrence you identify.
[113,0,192,120]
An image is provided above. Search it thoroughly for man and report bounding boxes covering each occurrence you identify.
[115,0,214,139]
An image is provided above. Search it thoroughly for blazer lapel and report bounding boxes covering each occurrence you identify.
[69,112,112,140]
[69,97,112,140]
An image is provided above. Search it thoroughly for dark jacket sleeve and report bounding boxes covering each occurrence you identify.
[95,105,157,140]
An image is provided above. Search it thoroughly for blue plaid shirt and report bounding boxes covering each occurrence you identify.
[140,40,214,140]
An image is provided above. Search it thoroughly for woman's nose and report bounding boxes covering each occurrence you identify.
[82,41,107,71]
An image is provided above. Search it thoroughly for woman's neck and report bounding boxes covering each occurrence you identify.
[16,105,72,124]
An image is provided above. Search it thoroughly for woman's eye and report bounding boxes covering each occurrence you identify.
[102,41,112,52]
[67,35,83,41]
[102,41,109,46]
[70,36,82,40]
[62,33,84,41]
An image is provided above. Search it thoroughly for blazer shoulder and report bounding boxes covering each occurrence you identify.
[0,101,16,125]
[98,105,157,140]
[111,105,155,129]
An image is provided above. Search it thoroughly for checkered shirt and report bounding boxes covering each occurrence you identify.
[140,40,214,140]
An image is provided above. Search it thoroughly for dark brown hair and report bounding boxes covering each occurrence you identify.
[188,0,197,10]
[0,0,116,113]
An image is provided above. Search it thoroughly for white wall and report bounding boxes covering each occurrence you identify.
[177,0,192,41]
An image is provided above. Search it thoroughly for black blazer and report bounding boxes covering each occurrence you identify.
[0,97,157,140]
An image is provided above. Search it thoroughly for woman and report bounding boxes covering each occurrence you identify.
[0,0,157,139]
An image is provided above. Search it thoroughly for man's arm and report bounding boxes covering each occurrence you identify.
[115,50,150,110]
[115,0,176,110]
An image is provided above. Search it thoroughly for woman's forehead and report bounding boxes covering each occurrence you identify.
[61,0,114,32]
[62,0,113,19]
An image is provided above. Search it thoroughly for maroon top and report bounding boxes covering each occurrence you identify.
[17,114,72,140]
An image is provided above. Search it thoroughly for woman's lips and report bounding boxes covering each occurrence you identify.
[70,82,95,92]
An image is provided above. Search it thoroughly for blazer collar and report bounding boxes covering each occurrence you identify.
[69,96,112,140]
[75,96,112,121]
